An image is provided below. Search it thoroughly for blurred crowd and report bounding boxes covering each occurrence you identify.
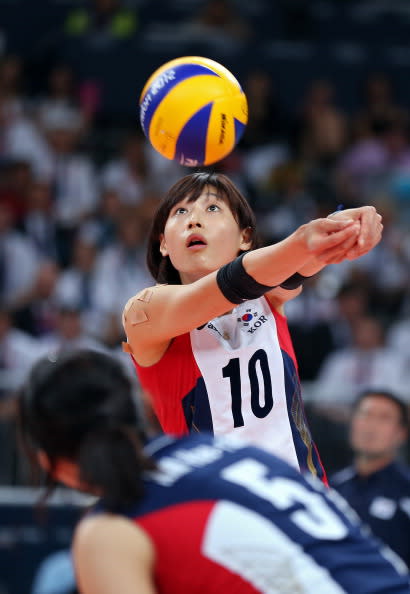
[0,0,410,486]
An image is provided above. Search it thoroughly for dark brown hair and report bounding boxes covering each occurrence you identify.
[146,171,261,284]
[18,350,156,510]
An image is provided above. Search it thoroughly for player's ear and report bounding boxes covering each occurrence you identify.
[239,226,253,252]
[159,234,168,257]
[38,452,84,490]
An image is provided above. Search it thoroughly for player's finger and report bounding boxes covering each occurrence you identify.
[357,207,382,249]
[308,221,359,253]
[348,221,383,258]
[313,222,363,262]
[319,217,355,232]
[317,242,358,264]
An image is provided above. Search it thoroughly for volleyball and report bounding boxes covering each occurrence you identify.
[139,56,248,167]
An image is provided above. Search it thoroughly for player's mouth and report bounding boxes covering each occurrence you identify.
[186,234,207,250]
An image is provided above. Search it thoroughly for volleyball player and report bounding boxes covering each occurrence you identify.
[19,350,409,594]
[123,172,382,480]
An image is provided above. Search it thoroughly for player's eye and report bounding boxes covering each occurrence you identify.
[174,207,188,215]
[208,204,220,212]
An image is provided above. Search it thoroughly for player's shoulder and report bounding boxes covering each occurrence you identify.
[390,462,410,485]
[123,284,167,308]
[73,512,152,555]
[122,284,168,323]
[72,512,155,589]
[73,513,125,556]
[330,466,356,487]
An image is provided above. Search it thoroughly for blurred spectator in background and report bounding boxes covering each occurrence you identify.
[258,160,318,240]
[34,63,80,118]
[0,304,40,483]
[0,200,39,310]
[337,118,410,205]
[100,132,160,205]
[388,314,410,371]
[38,104,99,264]
[322,279,371,350]
[38,304,106,359]
[239,69,289,194]
[285,277,371,388]
[93,205,152,346]
[0,307,39,418]
[33,63,100,133]
[331,390,410,570]
[0,54,26,118]
[181,0,253,46]
[13,260,60,338]
[306,311,409,469]
[54,226,107,340]
[90,187,121,247]
[350,199,410,317]
[242,137,289,197]
[312,314,409,415]
[22,180,59,262]
[297,79,347,167]
[0,159,32,223]
[0,94,50,180]
[353,73,408,142]
[292,279,367,390]
[241,69,288,150]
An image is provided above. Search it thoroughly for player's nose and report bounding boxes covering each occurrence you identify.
[188,220,202,228]
[187,207,203,228]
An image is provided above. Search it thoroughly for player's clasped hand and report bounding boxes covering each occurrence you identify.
[328,205,383,260]
[302,217,361,264]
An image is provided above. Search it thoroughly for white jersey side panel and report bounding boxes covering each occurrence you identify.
[190,297,299,469]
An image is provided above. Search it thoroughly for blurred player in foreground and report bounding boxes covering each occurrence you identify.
[19,350,410,594]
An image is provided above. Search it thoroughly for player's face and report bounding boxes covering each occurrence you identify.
[159,186,252,283]
[350,396,407,459]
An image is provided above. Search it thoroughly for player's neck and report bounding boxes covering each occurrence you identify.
[354,453,395,477]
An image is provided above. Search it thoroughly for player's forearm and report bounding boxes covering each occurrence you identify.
[241,226,312,287]
[297,257,326,277]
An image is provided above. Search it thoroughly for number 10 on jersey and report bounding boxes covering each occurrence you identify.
[222,348,274,427]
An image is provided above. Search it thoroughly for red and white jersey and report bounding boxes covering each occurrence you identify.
[133,296,325,480]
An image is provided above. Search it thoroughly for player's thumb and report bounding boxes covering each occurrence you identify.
[322,217,355,231]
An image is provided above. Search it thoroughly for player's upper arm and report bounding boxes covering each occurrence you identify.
[73,513,156,594]
[122,275,234,354]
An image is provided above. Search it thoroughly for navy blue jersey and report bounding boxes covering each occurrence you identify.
[97,434,410,594]
[331,463,410,569]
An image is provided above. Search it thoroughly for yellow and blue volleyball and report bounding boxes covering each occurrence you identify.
[139,56,248,167]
